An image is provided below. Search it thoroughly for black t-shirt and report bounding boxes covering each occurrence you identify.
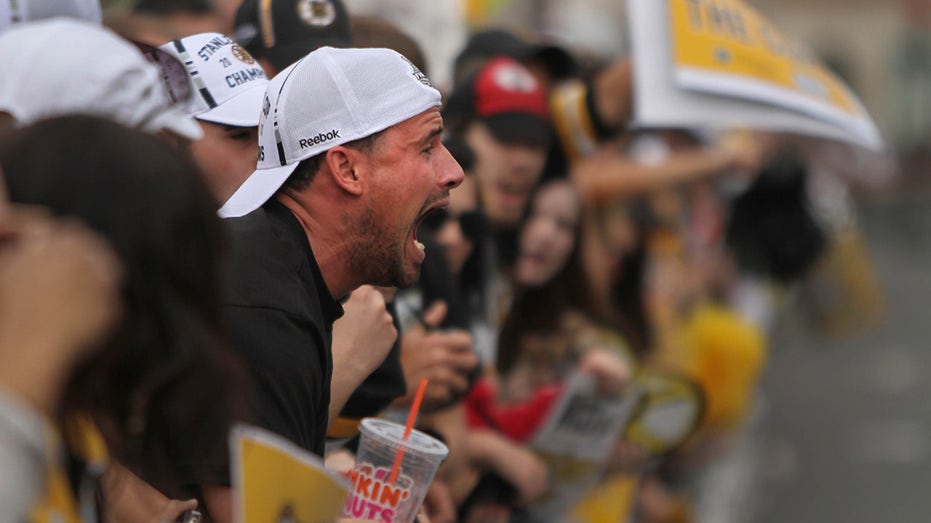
[224,198,343,456]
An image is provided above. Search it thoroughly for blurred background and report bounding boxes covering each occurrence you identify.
[101,0,931,521]
[335,2,931,520]
[101,0,931,159]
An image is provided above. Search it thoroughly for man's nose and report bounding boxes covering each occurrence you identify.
[438,145,465,190]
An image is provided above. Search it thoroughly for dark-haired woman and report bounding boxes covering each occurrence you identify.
[0,115,244,522]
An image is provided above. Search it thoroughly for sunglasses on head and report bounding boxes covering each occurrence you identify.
[421,208,489,242]
[131,40,194,105]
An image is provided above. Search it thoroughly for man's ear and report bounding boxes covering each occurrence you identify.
[324,146,365,196]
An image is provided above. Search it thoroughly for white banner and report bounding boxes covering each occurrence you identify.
[628,0,884,151]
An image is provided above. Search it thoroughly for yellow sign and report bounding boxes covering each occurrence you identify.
[232,425,349,523]
[669,0,859,116]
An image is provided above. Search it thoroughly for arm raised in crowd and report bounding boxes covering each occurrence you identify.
[329,285,398,422]
[591,58,635,132]
[571,132,765,205]
[464,429,550,506]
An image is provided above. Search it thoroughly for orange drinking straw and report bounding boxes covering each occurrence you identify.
[387,377,428,484]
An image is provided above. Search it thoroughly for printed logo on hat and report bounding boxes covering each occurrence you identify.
[218,47,443,218]
[231,43,256,64]
[472,57,549,121]
[296,0,336,27]
[298,129,341,149]
[401,56,432,88]
[159,32,269,127]
[492,62,539,94]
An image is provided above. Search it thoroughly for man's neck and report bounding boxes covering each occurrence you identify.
[276,192,357,299]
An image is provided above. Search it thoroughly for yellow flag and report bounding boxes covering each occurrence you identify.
[232,425,350,523]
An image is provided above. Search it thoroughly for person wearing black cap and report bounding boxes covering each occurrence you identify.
[233,0,351,75]
[452,28,578,87]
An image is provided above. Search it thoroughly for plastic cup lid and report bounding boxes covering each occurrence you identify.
[359,418,449,459]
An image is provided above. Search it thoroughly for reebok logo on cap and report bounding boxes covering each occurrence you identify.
[218,46,442,218]
[299,129,340,148]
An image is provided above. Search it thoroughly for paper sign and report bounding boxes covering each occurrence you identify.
[628,0,883,151]
[672,0,859,113]
[527,373,644,522]
[231,424,350,523]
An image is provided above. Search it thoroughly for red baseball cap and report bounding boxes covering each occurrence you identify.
[446,57,550,147]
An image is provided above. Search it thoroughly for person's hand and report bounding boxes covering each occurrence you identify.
[324,448,356,478]
[330,285,398,418]
[333,285,398,379]
[577,348,631,397]
[397,301,477,409]
[592,56,634,130]
[0,207,123,412]
[717,131,765,175]
[100,461,197,523]
[466,430,550,506]
[489,442,549,506]
[150,500,198,523]
[422,480,456,523]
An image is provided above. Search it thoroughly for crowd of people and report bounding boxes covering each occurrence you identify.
[0,1,878,522]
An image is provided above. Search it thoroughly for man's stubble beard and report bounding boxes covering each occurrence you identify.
[346,202,420,289]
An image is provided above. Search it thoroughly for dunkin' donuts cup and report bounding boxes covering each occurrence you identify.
[342,418,448,523]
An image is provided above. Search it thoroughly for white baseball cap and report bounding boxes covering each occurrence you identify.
[159,32,269,128]
[0,0,102,31]
[218,46,441,218]
[0,18,202,140]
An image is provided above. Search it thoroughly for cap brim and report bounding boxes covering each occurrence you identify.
[146,107,204,140]
[218,162,298,218]
[196,82,267,127]
[482,113,550,148]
